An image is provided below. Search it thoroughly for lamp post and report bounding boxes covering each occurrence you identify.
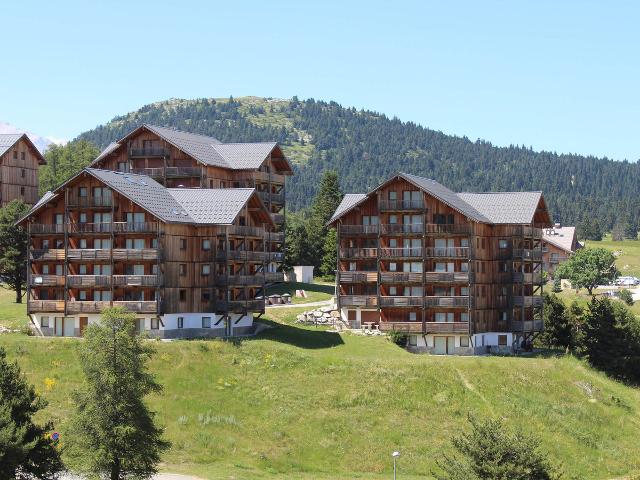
[392,451,400,480]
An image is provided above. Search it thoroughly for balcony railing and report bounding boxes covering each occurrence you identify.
[379,247,422,258]
[67,249,161,261]
[339,295,378,307]
[339,248,378,258]
[235,171,286,184]
[425,224,471,235]
[379,321,423,333]
[30,249,65,261]
[512,272,543,283]
[510,319,544,332]
[425,247,470,258]
[338,225,379,235]
[129,147,168,158]
[379,199,425,211]
[425,321,470,333]
[380,272,422,283]
[67,275,112,287]
[424,296,469,307]
[66,301,159,314]
[215,275,265,286]
[215,299,265,312]
[28,300,65,313]
[513,296,543,307]
[67,196,113,208]
[29,275,65,287]
[271,213,285,224]
[112,275,161,287]
[424,272,470,283]
[513,249,543,260]
[33,222,160,235]
[549,255,569,264]
[227,226,264,237]
[379,296,423,307]
[340,271,378,283]
[267,232,285,243]
[30,224,65,234]
[503,225,543,239]
[218,250,268,262]
[258,191,285,204]
[380,224,423,235]
[264,272,285,283]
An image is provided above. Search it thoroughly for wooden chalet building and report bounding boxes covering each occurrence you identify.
[0,133,46,206]
[328,173,553,355]
[542,224,579,277]
[18,167,283,338]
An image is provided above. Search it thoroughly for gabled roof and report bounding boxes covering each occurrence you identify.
[169,188,259,225]
[0,133,47,164]
[91,124,292,171]
[328,172,548,226]
[457,191,543,224]
[542,226,577,253]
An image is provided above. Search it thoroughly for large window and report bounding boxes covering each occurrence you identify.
[40,316,50,328]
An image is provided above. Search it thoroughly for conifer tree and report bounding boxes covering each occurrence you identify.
[320,228,337,277]
[0,347,63,478]
[0,200,31,303]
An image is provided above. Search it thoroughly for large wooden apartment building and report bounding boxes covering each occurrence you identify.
[0,133,46,206]
[328,173,553,355]
[18,168,284,338]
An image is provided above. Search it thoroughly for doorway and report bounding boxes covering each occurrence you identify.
[433,336,456,354]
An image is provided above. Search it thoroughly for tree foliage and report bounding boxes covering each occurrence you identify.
[555,248,617,295]
[0,200,31,303]
[0,347,63,478]
[67,307,169,479]
[435,415,562,480]
[40,140,100,195]
[540,293,576,350]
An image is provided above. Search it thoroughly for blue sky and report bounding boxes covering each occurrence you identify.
[1,0,639,160]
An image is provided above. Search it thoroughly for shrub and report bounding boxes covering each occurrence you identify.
[618,288,634,306]
[387,330,408,346]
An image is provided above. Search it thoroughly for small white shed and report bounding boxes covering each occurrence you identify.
[285,265,315,284]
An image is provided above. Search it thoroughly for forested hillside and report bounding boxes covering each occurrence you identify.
[77,96,640,231]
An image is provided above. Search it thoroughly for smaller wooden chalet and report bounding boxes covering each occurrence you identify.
[0,133,47,206]
[542,225,580,277]
[18,167,281,338]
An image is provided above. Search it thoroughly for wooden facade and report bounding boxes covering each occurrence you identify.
[0,134,46,206]
[330,175,552,354]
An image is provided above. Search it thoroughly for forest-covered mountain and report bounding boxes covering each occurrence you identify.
[77,96,640,230]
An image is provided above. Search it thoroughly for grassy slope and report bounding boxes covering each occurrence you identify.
[265,281,334,304]
[1,307,640,479]
[584,235,640,278]
[0,287,27,330]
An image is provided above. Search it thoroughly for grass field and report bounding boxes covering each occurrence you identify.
[584,235,640,278]
[265,281,334,304]
[1,305,640,479]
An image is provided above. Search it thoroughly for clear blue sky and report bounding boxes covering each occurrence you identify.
[1,0,639,160]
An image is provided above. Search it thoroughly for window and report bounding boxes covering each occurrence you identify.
[179,289,187,302]
[460,336,470,347]
[461,287,469,296]
[55,264,63,276]
[202,239,211,251]
[79,213,87,223]
[202,317,211,328]
[126,238,145,249]
[461,238,469,247]
[389,191,397,201]
[20,187,25,196]
[408,335,418,346]
[499,239,509,249]
[499,262,508,272]
[389,262,397,272]
[40,316,50,328]
[349,262,357,271]
[201,264,211,276]
[389,239,397,248]
[151,318,160,330]
[389,214,398,224]
[461,312,469,322]
[179,264,187,276]
[500,311,508,321]
[408,312,417,321]
[177,317,184,329]
[461,262,469,272]
[238,216,246,226]
[117,162,129,172]
[78,264,87,274]
[12,150,17,160]
[20,151,25,160]
[202,290,211,302]
[180,238,187,250]
[389,286,397,295]
[79,239,87,248]
[79,291,87,300]
[21,168,25,178]
[42,239,49,249]
[498,335,508,346]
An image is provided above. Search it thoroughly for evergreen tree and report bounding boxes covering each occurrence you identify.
[320,228,337,277]
[611,221,625,241]
[40,140,100,195]
[552,276,562,293]
[624,219,638,239]
[67,307,170,479]
[0,200,31,303]
[435,415,561,480]
[0,347,63,478]
[311,170,343,227]
[540,293,574,350]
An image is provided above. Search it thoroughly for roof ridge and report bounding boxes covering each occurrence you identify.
[144,123,221,142]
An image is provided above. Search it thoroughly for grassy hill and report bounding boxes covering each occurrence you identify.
[1,306,640,479]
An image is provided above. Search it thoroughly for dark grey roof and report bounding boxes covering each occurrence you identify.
[0,134,24,157]
[212,142,279,169]
[328,194,368,224]
[86,168,194,223]
[144,124,228,168]
[94,142,120,163]
[401,173,491,223]
[169,188,255,224]
[457,191,542,224]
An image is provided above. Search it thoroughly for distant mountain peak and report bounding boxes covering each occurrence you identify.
[0,122,67,154]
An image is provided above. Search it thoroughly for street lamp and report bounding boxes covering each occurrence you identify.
[392,451,400,480]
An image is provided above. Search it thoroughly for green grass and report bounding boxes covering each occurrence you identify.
[584,235,640,278]
[0,287,27,330]
[2,305,640,479]
[266,281,334,304]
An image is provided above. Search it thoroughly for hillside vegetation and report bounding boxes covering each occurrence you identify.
[77,96,640,230]
[1,307,640,479]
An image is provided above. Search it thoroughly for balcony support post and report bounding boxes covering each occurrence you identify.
[63,187,69,316]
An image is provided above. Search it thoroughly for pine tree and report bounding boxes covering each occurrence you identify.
[67,307,170,479]
[0,200,31,303]
[0,347,63,478]
[540,293,574,349]
[612,221,625,241]
[320,228,337,277]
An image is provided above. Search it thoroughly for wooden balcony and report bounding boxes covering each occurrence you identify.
[424,272,470,283]
[28,300,159,314]
[265,272,285,283]
[380,272,422,283]
[215,299,265,312]
[30,249,65,261]
[227,226,265,237]
[380,296,423,307]
[513,296,543,307]
[379,321,423,333]
[67,275,111,287]
[236,171,286,184]
[513,249,543,260]
[512,272,543,283]
[30,248,162,262]
[425,247,470,258]
[130,166,203,178]
[381,321,469,334]
[424,296,469,307]
[339,248,377,259]
[338,225,379,236]
[267,232,285,243]
[380,224,423,235]
[340,295,378,307]
[28,300,65,313]
[67,196,113,208]
[379,247,422,258]
[219,250,268,262]
[215,275,265,286]
[378,199,425,211]
[112,275,162,287]
[549,255,569,264]
[425,224,471,235]
[340,271,377,283]
[258,191,285,204]
[30,224,65,235]
[129,147,169,158]
[503,225,543,239]
[510,319,544,332]
[271,213,285,224]
[29,275,64,287]
[31,222,160,235]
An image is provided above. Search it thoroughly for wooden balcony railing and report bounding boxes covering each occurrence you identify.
[129,147,168,157]
[339,295,378,307]
[219,250,267,262]
[510,319,544,332]
[258,191,285,204]
[29,248,161,263]
[379,247,422,258]
[379,321,423,333]
[379,296,423,307]
[513,296,543,307]
[424,272,470,283]
[424,296,469,307]
[271,213,285,224]
[130,167,164,178]
[215,275,265,286]
[30,224,65,234]
[29,275,65,287]
[380,224,423,235]
[227,226,264,237]
[30,249,65,261]
[339,248,378,258]
[425,224,471,235]
[235,171,286,184]
[512,272,543,283]
[340,271,378,283]
[513,249,543,260]
[425,247,470,258]
[425,321,470,333]
[380,272,422,283]
[34,222,160,235]
[67,196,113,208]
[112,275,162,287]
[503,225,543,238]
[379,199,425,211]
[215,299,265,312]
[338,225,379,235]
[264,272,285,283]
[28,300,159,314]
[67,275,112,287]
[268,232,285,243]
[28,300,65,313]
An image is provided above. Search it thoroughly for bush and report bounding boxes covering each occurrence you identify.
[552,277,562,293]
[387,330,408,346]
[618,288,634,306]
